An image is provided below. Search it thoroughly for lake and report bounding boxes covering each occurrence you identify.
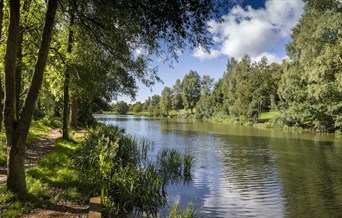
[94,114,342,218]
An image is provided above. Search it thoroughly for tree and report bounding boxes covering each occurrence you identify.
[278,0,342,131]
[143,98,151,111]
[62,11,74,138]
[211,78,224,113]
[132,102,143,114]
[4,0,58,194]
[114,101,129,115]
[58,0,219,138]
[181,70,201,113]
[148,95,161,117]
[171,79,183,111]
[160,87,172,116]
[247,57,282,120]
[0,0,4,131]
[196,75,215,119]
[200,75,214,96]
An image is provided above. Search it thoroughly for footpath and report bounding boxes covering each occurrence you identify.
[0,129,91,218]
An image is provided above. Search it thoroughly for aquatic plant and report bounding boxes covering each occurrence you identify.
[74,124,194,216]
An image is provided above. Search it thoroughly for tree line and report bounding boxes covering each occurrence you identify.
[138,0,341,133]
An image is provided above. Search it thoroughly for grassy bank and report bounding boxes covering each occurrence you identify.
[0,136,86,217]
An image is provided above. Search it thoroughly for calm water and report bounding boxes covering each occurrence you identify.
[94,114,342,218]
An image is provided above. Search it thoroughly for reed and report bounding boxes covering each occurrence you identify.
[74,124,194,217]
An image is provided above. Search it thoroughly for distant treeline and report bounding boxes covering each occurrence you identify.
[114,2,341,133]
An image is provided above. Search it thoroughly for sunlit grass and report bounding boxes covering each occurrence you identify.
[169,203,197,218]
[258,111,280,123]
[0,118,61,166]
[0,136,86,217]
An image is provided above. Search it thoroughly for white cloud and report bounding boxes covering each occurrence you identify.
[193,0,305,63]
[251,52,285,64]
[193,46,221,60]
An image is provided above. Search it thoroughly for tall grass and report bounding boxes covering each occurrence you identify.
[74,124,194,217]
[169,203,197,218]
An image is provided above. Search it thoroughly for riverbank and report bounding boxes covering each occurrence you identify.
[106,110,341,135]
[0,126,89,217]
[0,121,197,217]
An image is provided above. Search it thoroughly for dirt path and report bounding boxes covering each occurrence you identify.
[23,129,89,218]
[0,129,61,184]
[0,129,90,217]
[23,202,88,218]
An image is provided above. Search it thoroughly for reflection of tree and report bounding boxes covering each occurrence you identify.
[159,119,199,137]
[217,134,342,217]
[268,138,342,217]
[217,135,281,197]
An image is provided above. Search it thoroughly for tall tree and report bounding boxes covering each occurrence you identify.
[200,75,214,96]
[195,75,215,119]
[148,95,161,117]
[62,12,74,139]
[181,70,201,114]
[114,101,129,115]
[171,79,183,111]
[59,0,219,134]
[160,86,172,116]
[0,0,4,132]
[4,0,58,194]
[279,0,342,131]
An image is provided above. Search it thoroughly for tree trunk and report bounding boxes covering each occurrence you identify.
[4,0,23,194]
[70,93,78,128]
[15,31,23,117]
[15,0,32,118]
[0,0,5,132]
[5,0,58,194]
[62,71,70,139]
[62,12,74,139]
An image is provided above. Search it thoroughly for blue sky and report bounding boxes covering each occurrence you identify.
[118,0,305,103]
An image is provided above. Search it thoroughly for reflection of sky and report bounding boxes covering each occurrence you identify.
[95,115,288,217]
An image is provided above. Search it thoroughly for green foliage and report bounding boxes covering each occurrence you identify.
[195,75,215,119]
[169,203,197,218]
[171,79,184,111]
[147,95,162,117]
[160,87,172,116]
[113,101,129,115]
[258,112,280,123]
[74,124,194,216]
[195,94,215,120]
[181,71,201,113]
[132,102,143,113]
[278,1,342,132]
[141,1,340,133]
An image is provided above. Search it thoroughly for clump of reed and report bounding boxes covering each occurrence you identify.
[74,124,194,217]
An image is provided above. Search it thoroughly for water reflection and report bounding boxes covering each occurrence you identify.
[94,115,342,217]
